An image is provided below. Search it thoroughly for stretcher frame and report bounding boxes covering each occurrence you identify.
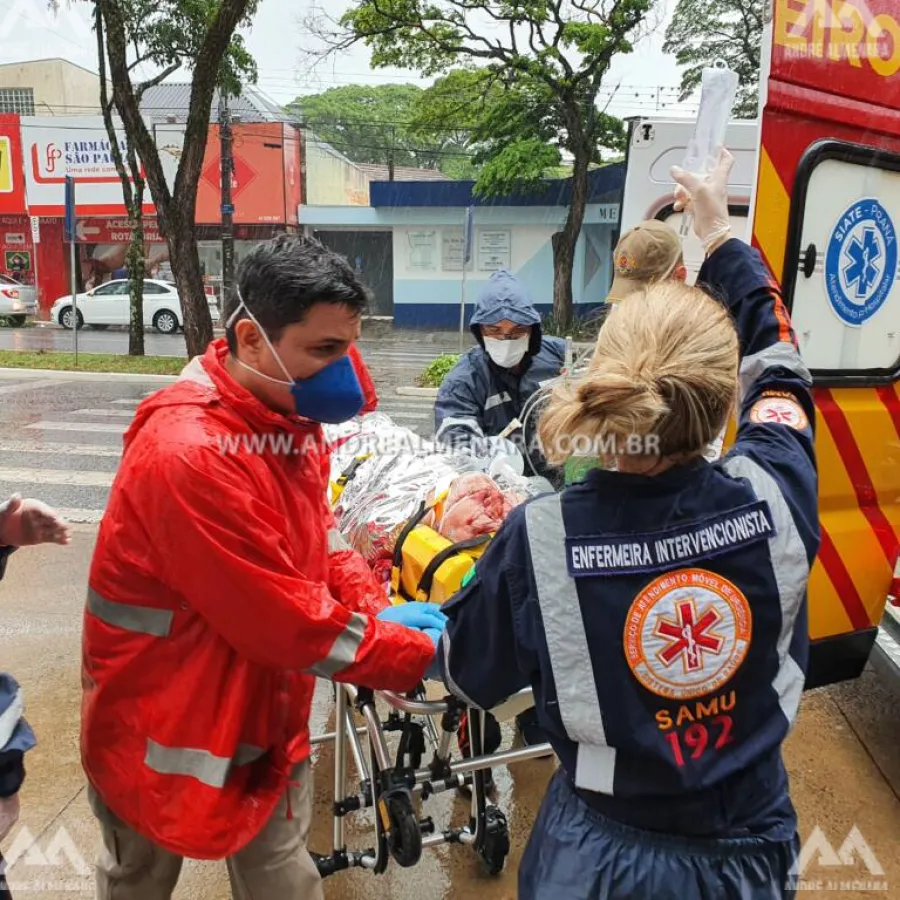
[310,681,555,878]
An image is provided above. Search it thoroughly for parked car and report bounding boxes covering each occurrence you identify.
[0,275,37,326]
[51,279,219,334]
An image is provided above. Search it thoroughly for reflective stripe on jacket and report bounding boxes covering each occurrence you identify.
[439,239,819,839]
[82,339,433,859]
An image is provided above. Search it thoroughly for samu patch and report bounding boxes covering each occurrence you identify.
[749,391,809,430]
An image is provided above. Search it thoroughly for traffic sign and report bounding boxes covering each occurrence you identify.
[64,176,75,243]
[221,203,234,215]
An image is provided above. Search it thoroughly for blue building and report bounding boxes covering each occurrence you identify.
[299,164,624,329]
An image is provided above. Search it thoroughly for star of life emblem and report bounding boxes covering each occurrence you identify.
[625,568,752,700]
[825,198,897,327]
[749,394,808,430]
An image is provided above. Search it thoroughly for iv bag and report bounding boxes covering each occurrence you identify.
[679,62,740,236]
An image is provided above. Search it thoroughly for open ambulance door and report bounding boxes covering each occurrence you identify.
[744,0,900,687]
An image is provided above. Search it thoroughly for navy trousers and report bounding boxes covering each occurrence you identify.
[520,771,799,900]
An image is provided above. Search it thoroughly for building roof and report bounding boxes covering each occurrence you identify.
[369,163,625,208]
[356,163,451,183]
[0,57,98,77]
[140,82,288,124]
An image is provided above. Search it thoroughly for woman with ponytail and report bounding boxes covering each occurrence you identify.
[433,147,818,900]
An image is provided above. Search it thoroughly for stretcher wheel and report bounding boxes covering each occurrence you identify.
[384,792,422,868]
[478,805,510,876]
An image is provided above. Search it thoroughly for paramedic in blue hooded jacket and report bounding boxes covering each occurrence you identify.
[434,269,562,754]
[434,269,566,480]
[434,147,818,900]
[0,494,70,900]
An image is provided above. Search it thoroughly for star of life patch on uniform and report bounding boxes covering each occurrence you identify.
[564,500,776,578]
[749,391,809,430]
[624,568,753,700]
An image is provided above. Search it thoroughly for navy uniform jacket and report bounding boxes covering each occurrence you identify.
[438,239,819,840]
[434,271,566,478]
[0,526,36,799]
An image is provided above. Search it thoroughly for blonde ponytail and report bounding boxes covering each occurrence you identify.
[538,281,738,467]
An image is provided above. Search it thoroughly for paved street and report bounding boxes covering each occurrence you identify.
[0,363,439,525]
[1,370,900,899]
[0,324,471,360]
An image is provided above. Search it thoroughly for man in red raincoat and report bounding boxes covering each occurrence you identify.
[81,235,445,899]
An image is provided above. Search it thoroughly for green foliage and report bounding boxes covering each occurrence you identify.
[418,353,460,387]
[540,308,606,342]
[334,1,645,200]
[663,0,764,118]
[287,83,471,176]
[90,0,259,97]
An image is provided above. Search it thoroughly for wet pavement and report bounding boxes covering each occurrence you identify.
[0,324,469,359]
[1,371,900,898]
[0,369,437,524]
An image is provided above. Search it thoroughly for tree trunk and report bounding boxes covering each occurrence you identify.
[126,196,145,356]
[97,0,252,359]
[167,210,212,355]
[551,145,591,327]
[126,227,146,356]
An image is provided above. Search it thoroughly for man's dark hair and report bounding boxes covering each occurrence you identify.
[225,234,371,353]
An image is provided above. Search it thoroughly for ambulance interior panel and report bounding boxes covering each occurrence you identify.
[660,210,750,285]
[788,157,900,372]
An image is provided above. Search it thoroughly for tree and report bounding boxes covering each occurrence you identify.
[663,0,764,118]
[309,0,650,325]
[288,83,473,176]
[410,68,625,196]
[94,3,146,356]
[92,0,257,357]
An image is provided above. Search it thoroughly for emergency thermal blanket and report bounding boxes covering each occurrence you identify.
[324,413,542,582]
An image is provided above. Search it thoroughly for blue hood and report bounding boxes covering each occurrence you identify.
[470,270,543,355]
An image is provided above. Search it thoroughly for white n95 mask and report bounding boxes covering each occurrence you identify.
[484,336,529,368]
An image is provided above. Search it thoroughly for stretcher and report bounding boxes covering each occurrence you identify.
[309,681,554,878]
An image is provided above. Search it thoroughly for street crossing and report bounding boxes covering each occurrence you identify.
[0,381,438,525]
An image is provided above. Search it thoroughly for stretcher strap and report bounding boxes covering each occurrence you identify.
[417,534,491,599]
[336,455,368,487]
[391,500,432,571]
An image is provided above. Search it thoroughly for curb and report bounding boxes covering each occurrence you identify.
[396,386,438,398]
[0,367,178,382]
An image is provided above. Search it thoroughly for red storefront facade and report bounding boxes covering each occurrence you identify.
[7,114,304,317]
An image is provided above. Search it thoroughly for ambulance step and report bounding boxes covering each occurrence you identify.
[872,605,900,685]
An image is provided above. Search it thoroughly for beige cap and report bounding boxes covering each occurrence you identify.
[607,220,683,302]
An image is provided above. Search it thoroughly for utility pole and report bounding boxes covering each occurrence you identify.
[388,125,395,181]
[219,88,235,305]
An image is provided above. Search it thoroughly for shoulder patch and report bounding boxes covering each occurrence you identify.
[749,391,809,430]
[624,568,752,700]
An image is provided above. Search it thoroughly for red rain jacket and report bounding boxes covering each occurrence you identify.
[81,339,432,859]
[349,343,378,413]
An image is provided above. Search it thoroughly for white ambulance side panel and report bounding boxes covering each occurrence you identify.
[620,119,760,284]
[790,158,900,371]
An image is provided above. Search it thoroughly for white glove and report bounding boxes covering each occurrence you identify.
[0,793,20,842]
[670,147,734,253]
[0,495,71,547]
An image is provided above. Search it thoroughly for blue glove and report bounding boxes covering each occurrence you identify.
[377,602,448,630]
[423,626,445,682]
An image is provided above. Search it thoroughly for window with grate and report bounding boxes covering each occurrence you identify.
[0,88,35,116]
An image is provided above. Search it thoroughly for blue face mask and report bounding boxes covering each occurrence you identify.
[227,291,365,424]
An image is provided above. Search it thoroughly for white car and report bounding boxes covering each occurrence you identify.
[51,279,219,335]
[0,275,37,325]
